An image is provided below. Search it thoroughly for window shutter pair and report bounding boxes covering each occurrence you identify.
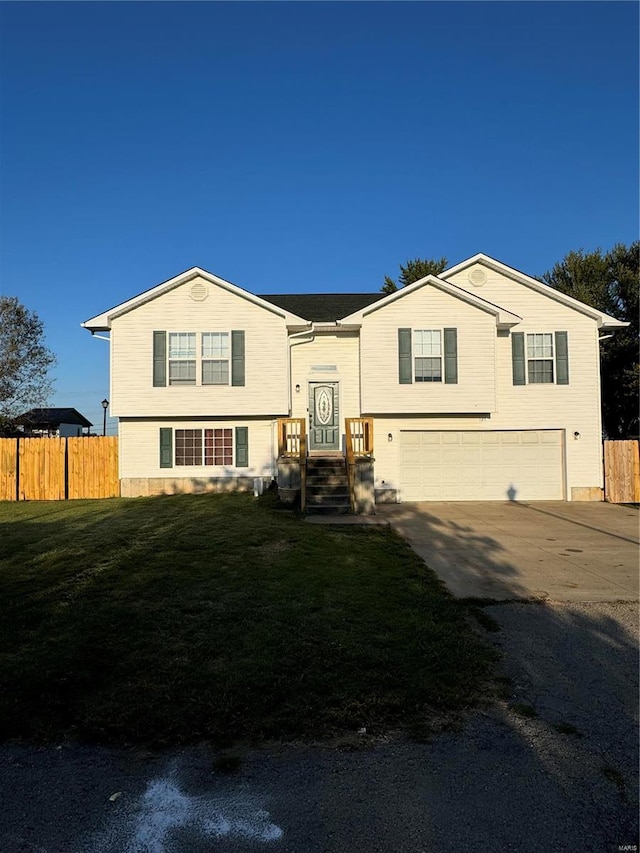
[152,330,245,387]
[511,331,569,385]
[398,328,458,384]
[158,427,248,468]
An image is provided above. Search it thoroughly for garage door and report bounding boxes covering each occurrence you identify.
[400,430,564,501]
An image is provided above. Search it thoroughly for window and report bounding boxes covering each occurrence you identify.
[204,428,232,465]
[153,330,245,388]
[175,428,233,466]
[414,330,442,382]
[527,333,554,384]
[201,333,230,385]
[175,428,202,465]
[169,333,196,385]
[512,331,569,386]
[161,427,247,468]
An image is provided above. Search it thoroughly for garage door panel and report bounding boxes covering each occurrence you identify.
[400,430,564,501]
[520,432,540,445]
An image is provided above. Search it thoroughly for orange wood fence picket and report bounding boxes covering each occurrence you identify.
[603,440,640,503]
[0,436,119,501]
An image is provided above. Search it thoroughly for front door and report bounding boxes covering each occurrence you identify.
[308,382,340,451]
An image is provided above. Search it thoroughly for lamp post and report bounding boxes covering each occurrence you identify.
[101,398,109,436]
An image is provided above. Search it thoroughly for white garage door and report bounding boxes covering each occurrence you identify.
[400,430,564,501]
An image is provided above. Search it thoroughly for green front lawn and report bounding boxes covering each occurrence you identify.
[0,493,497,745]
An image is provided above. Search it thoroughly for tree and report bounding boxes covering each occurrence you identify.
[0,297,56,430]
[382,256,448,294]
[541,243,639,438]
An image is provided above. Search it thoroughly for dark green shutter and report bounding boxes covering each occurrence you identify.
[555,331,569,385]
[231,330,245,386]
[235,426,248,467]
[511,332,526,385]
[398,328,412,384]
[153,331,166,387]
[443,328,458,384]
[159,428,173,468]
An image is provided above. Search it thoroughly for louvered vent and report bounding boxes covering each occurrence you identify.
[468,267,487,287]
[189,281,208,302]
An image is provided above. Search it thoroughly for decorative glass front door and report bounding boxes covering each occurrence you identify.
[308,383,340,451]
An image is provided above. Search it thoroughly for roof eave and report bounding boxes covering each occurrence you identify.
[82,267,308,330]
[442,254,625,327]
[599,319,629,331]
[341,275,522,327]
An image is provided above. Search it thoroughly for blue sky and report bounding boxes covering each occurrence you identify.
[0,1,637,433]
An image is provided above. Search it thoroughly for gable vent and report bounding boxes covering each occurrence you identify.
[189,281,209,302]
[468,267,487,287]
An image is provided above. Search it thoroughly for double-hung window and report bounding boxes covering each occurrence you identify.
[168,333,196,385]
[414,330,442,382]
[526,333,554,384]
[162,332,235,386]
[399,327,458,385]
[201,333,230,385]
[511,331,569,386]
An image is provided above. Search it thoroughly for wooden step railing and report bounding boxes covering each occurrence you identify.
[345,417,374,512]
[277,418,307,510]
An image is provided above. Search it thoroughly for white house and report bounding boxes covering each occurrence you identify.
[81,254,626,505]
[16,407,93,438]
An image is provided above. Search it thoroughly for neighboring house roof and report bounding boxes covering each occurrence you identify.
[260,293,385,322]
[441,254,628,330]
[16,408,93,428]
[82,267,307,331]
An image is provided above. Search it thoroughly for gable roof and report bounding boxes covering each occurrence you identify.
[441,253,628,330]
[17,408,93,428]
[82,267,307,331]
[340,274,523,328]
[260,293,385,323]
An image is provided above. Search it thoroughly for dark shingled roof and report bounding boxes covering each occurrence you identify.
[260,293,385,323]
[16,408,93,428]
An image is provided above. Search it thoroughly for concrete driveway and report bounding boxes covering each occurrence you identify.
[377,501,639,601]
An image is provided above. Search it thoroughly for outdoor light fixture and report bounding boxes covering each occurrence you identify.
[388,433,393,442]
[295,384,300,393]
[101,398,109,437]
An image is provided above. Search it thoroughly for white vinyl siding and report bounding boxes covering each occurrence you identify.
[290,332,361,426]
[359,284,496,414]
[369,264,604,498]
[119,418,274,478]
[110,276,289,417]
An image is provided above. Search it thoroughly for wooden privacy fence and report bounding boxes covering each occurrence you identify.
[0,436,119,501]
[603,440,640,503]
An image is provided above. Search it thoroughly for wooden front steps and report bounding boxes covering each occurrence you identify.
[305,456,350,514]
